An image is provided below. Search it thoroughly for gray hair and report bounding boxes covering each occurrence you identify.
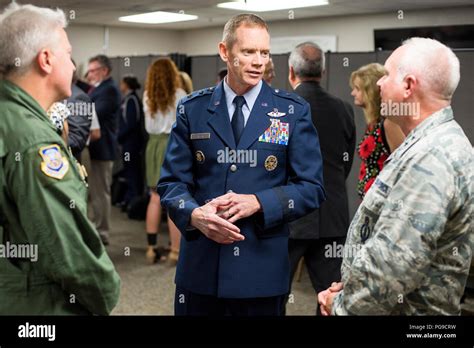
[0,3,67,77]
[89,54,113,74]
[398,37,460,100]
[289,41,325,79]
[222,13,268,49]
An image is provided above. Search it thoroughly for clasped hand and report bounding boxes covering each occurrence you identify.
[317,282,343,316]
[190,192,261,244]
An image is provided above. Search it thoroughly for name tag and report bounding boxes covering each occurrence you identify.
[190,133,211,140]
[374,177,391,197]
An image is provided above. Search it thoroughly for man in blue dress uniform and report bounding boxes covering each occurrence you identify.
[158,14,325,315]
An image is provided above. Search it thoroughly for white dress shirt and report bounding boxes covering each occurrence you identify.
[143,88,186,135]
[223,78,262,126]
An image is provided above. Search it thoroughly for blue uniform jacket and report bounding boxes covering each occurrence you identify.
[158,81,326,298]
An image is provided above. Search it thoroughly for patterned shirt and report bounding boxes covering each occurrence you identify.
[47,102,70,134]
[333,106,474,315]
[357,120,390,199]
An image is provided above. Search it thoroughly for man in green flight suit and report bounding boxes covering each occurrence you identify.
[0,3,120,315]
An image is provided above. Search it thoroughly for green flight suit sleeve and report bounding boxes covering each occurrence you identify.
[5,142,121,315]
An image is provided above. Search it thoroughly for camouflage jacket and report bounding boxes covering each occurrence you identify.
[332,106,474,315]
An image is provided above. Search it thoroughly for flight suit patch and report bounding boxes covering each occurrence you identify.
[39,144,69,180]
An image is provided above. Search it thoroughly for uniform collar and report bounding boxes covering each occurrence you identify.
[223,78,262,112]
[388,106,454,162]
[295,80,321,90]
[207,80,273,150]
[295,80,322,91]
[0,79,53,127]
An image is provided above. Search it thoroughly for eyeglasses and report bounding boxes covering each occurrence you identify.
[87,66,104,74]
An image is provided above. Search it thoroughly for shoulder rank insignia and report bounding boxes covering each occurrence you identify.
[182,88,212,103]
[39,144,69,180]
[267,108,286,117]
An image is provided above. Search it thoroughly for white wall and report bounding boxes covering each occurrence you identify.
[67,25,181,75]
[181,6,474,55]
[67,5,474,71]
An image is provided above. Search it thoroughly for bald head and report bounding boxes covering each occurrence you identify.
[289,41,325,79]
[394,37,460,100]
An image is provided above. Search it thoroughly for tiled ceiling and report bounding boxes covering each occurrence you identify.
[1,0,474,29]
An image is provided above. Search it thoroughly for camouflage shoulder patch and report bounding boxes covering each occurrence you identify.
[39,144,69,180]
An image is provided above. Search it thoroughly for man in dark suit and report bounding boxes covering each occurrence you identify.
[286,42,356,315]
[86,55,121,245]
[66,61,93,160]
[67,89,93,160]
[158,14,325,316]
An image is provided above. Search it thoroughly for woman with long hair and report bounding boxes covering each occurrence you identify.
[350,63,405,199]
[144,58,186,265]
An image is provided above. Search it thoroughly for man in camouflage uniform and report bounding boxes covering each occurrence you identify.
[318,37,474,315]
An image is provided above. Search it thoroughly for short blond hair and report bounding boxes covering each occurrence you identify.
[350,63,387,125]
[179,71,194,94]
[222,13,268,49]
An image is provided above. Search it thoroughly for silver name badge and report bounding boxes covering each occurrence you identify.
[190,133,211,140]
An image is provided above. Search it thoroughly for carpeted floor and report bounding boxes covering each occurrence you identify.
[107,206,316,315]
[105,206,474,316]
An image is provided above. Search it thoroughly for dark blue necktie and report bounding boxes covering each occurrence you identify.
[231,96,246,145]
